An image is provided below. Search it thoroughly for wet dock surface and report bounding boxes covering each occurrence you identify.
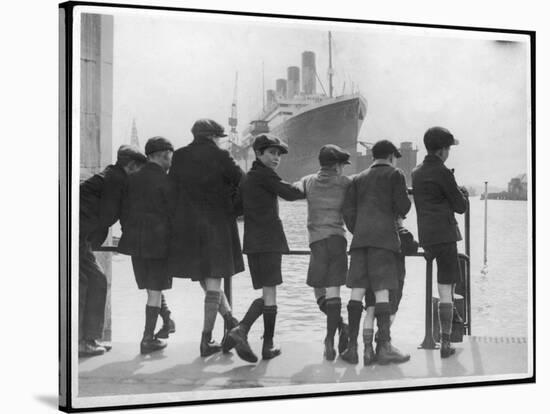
[78,335,529,401]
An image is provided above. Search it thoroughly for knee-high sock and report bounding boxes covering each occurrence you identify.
[263,305,277,341]
[241,298,264,334]
[439,302,453,339]
[144,305,160,339]
[203,291,221,334]
[347,300,364,345]
[326,297,341,340]
[375,302,392,344]
[159,294,171,324]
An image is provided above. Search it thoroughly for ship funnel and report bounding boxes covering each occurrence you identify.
[287,66,300,99]
[302,51,316,95]
[276,78,287,100]
[266,89,276,107]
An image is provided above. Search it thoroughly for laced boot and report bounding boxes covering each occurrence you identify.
[262,337,281,360]
[221,313,239,353]
[337,320,349,355]
[228,325,258,363]
[340,300,362,364]
[200,331,222,357]
[375,302,410,365]
[324,336,336,361]
[363,329,376,366]
[375,342,410,365]
[440,333,456,358]
[79,339,106,357]
[140,335,167,354]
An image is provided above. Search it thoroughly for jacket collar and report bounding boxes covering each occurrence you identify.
[423,154,445,165]
[191,136,218,147]
[144,161,165,173]
[251,159,278,177]
[318,165,340,178]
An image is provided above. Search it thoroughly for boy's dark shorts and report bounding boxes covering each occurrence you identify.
[131,257,172,291]
[423,242,462,284]
[347,247,399,291]
[365,279,405,314]
[247,253,283,289]
[307,235,348,288]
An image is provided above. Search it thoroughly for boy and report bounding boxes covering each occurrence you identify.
[168,119,243,357]
[118,137,175,354]
[412,126,468,358]
[79,145,146,357]
[229,134,305,362]
[300,144,352,361]
[342,139,411,365]
[361,218,419,365]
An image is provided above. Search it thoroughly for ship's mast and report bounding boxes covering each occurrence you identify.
[328,31,334,98]
[228,72,239,144]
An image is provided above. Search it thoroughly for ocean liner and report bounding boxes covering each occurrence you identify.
[229,33,367,182]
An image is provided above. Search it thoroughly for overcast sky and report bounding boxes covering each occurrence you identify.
[110,10,530,189]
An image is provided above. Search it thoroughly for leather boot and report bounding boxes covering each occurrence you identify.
[221,313,239,353]
[200,331,222,357]
[324,336,336,361]
[341,342,359,364]
[376,341,410,365]
[337,320,349,355]
[440,333,456,358]
[155,318,176,339]
[362,329,376,365]
[79,339,106,357]
[262,337,281,360]
[340,300,362,364]
[140,335,167,354]
[363,343,376,365]
[228,325,258,363]
[375,302,409,364]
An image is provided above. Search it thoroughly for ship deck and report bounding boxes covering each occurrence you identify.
[75,335,530,408]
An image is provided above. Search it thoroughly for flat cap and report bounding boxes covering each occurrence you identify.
[191,119,227,138]
[372,139,402,159]
[252,134,288,154]
[318,144,351,166]
[116,145,147,163]
[423,126,459,151]
[144,136,174,155]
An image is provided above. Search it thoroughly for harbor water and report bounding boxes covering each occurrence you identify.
[110,197,529,346]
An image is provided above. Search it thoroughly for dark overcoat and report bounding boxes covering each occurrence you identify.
[411,154,468,247]
[241,160,305,254]
[343,163,411,253]
[117,162,173,258]
[168,138,244,279]
[80,163,128,247]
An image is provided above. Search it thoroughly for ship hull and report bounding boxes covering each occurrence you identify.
[234,95,367,182]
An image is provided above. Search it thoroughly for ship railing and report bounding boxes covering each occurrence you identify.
[94,192,471,350]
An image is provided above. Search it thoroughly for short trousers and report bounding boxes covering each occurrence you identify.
[346,247,399,291]
[247,252,283,289]
[307,235,348,288]
[423,242,462,284]
[364,279,405,314]
[131,257,172,291]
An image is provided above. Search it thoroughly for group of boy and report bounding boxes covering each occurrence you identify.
[79,118,467,365]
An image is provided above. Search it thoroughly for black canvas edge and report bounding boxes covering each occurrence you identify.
[59,2,74,412]
[57,1,536,412]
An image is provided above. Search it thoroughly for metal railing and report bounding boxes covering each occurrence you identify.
[95,202,471,349]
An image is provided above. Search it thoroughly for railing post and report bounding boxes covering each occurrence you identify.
[419,256,438,349]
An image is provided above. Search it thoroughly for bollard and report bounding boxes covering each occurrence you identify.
[419,257,439,349]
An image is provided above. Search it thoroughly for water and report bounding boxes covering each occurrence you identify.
[110,198,530,345]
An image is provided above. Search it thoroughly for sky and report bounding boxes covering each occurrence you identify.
[110,9,530,189]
